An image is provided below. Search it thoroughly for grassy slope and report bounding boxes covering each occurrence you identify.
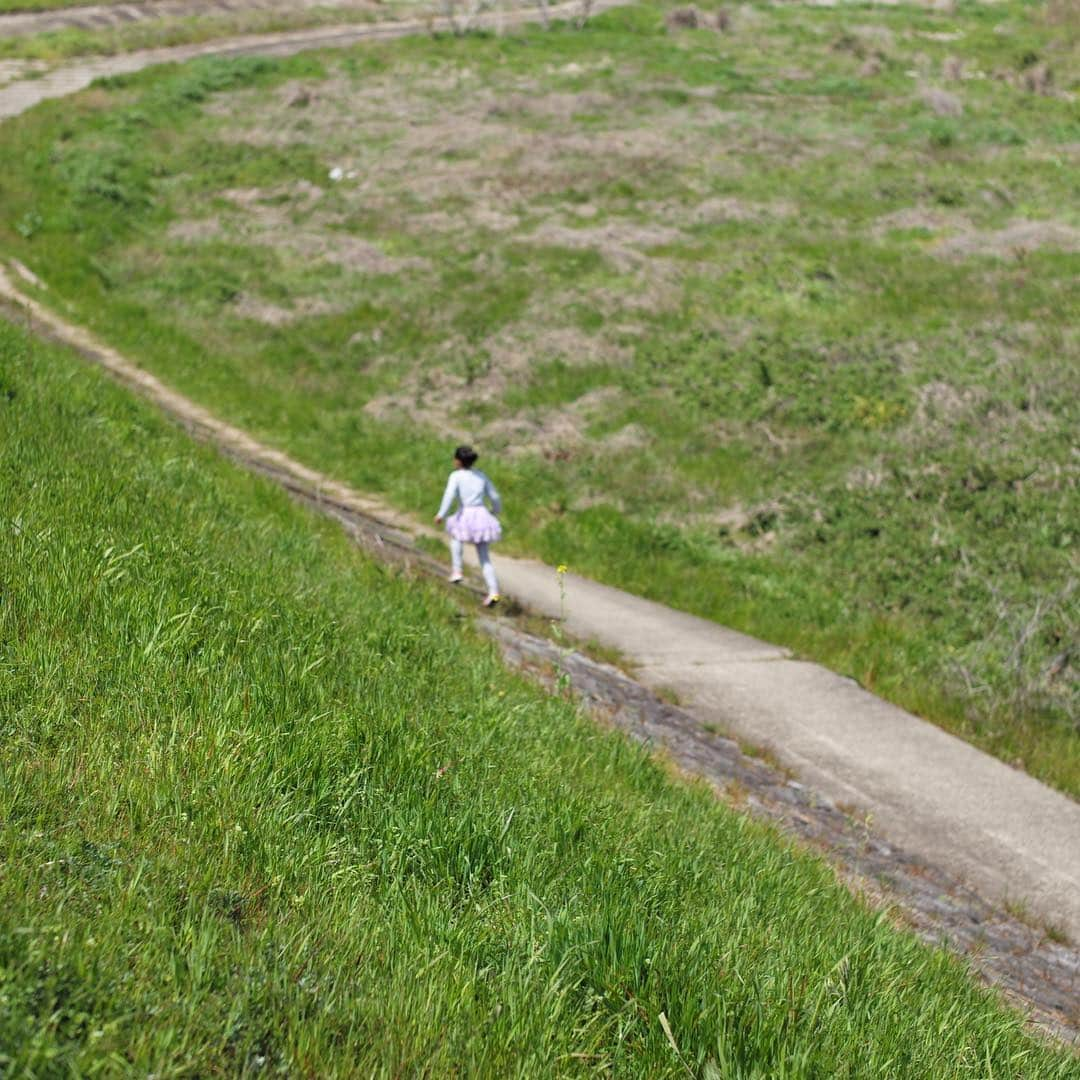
[0,6,1077,795]
[6,324,1079,1075]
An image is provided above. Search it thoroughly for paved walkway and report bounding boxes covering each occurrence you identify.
[0,0,378,38]
[2,6,1078,945]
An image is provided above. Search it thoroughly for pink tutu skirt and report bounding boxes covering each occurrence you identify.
[446,505,502,544]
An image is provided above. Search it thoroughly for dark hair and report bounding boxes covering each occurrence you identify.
[454,445,478,468]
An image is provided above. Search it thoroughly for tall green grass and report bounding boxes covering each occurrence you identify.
[1,322,1076,1074]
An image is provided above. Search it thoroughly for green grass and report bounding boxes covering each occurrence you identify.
[0,3,1077,797]
[4,307,1080,1076]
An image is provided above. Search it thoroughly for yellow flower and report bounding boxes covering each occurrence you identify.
[556,564,568,575]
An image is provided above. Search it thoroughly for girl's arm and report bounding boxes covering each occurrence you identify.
[485,474,503,515]
[436,473,458,522]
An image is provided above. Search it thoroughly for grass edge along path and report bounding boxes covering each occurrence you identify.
[4,309,1080,1075]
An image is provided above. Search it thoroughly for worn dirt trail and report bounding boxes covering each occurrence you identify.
[2,8,1079,1039]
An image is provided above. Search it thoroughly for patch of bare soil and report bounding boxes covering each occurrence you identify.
[934,219,1080,259]
[174,181,426,276]
[392,112,502,159]
[692,196,792,224]
[554,126,685,164]
[223,179,325,214]
[484,386,631,457]
[365,122,684,208]
[913,379,986,424]
[278,231,428,274]
[526,325,632,366]
[897,369,1059,453]
[362,325,527,431]
[363,365,462,433]
[601,422,652,452]
[642,195,795,226]
[167,218,224,244]
[872,206,966,236]
[845,464,886,491]
[483,410,588,458]
[919,85,964,117]
[409,205,522,235]
[486,90,617,122]
[680,498,784,551]
[526,220,687,272]
[231,292,343,326]
[168,180,330,244]
[365,340,630,457]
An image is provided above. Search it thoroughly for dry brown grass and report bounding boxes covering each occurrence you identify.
[934,219,1080,260]
[173,61,747,459]
[920,86,963,117]
[171,181,430,275]
[231,292,345,327]
[941,55,965,82]
[664,5,730,33]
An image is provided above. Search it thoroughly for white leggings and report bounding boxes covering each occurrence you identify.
[451,538,499,595]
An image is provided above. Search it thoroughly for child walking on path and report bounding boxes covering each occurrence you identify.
[435,445,503,607]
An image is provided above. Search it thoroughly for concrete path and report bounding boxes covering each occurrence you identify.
[0,0,380,39]
[2,1,1078,944]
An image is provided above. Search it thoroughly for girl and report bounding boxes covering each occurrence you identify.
[434,444,503,607]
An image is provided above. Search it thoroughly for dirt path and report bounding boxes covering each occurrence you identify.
[1,11,1079,1041]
